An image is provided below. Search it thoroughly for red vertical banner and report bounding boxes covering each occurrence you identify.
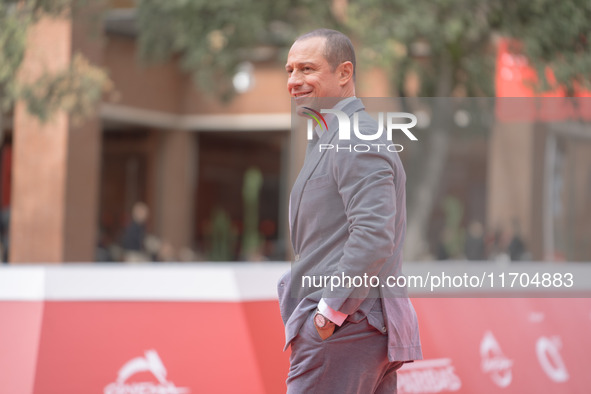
[495,39,563,98]
[495,38,591,122]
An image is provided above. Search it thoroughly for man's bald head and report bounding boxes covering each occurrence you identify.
[295,29,356,81]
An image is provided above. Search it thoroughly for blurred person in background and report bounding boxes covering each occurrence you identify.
[465,220,485,261]
[95,226,114,262]
[507,219,529,261]
[278,29,422,394]
[487,226,509,262]
[121,202,150,262]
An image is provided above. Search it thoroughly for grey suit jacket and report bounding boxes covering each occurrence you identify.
[278,98,422,362]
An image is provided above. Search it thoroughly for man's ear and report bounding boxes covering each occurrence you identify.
[338,61,354,86]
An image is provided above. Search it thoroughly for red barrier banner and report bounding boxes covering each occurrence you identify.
[399,298,591,394]
[1,265,590,393]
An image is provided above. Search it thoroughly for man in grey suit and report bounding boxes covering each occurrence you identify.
[278,29,422,393]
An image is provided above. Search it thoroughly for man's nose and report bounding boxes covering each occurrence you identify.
[287,71,303,90]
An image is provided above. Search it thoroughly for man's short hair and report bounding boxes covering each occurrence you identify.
[296,28,356,79]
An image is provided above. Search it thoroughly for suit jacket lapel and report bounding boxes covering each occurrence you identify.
[289,98,365,247]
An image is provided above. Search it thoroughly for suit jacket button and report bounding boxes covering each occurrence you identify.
[382,326,387,332]
[294,254,300,261]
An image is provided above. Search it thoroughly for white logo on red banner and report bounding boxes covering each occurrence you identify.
[480,331,513,388]
[397,358,462,393]
[536,336,569,383]
[104,349,190,394]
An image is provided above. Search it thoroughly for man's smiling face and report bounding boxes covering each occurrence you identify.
[286,37,343,111]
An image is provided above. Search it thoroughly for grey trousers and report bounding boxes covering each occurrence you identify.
[286,308,404,394]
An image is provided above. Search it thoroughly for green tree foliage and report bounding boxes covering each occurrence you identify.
[499,0,591,93]
[348,0,591,96]
[0,0,111,123]
[135,0,591,98]
[136,0,341,100]
[20,53,112,123]
[348,0,497,96]
[0,1,29,113]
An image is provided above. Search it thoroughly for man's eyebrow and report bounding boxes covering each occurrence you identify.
[286,62,317,70]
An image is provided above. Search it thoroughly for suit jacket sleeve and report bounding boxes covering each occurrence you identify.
[321,134,399,315]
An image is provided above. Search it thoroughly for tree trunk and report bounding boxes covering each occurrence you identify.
[404,57,454,261]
